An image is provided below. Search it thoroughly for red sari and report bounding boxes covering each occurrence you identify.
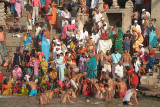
[83,78,93,96]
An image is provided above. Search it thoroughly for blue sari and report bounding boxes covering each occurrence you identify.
[86,56,97,79]
[41,37,50,62]
[11,3,16,14]
[149,24,157,47]
[23,32,32,50]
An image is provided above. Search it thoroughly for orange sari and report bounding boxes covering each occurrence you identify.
[51,2,57,25]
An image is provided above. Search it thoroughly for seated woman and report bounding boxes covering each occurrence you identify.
[138,44,148,64]
[12,65,22,81]
[10,18,20,33]
[23,32,33,51]
[61,21,77,40]
[148,46,156,71]
[2,79,12,95]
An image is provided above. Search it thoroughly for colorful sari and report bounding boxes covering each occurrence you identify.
[23,32,32,50]
[81,0,87,13]
[41,37,50,62]
[40,61,48,73]
[148,24,157,47]
[86,56,97,79]
[12,65,22,81]
[2,83,12,95]
[83,78,93,96]
[115,29,124,54]
[51,2,57,25]
[10,0,16,14]
[15,0,21,17]
[132,27,144,52]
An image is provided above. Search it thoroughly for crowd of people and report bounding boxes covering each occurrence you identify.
[0,0,159,106]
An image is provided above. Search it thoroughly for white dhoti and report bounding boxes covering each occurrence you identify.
[70,79,78,89]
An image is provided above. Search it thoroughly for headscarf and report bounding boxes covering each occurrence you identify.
[116,29,124,43]
[132,27,140,33]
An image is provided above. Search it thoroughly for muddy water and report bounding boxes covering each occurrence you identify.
[0,95,160,107]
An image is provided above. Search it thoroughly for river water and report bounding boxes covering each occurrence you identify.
[0,95,160,107]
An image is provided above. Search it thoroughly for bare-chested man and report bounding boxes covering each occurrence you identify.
[122,50,132,68]
[94,51,103,80]
[43,28,50,44]
[60,89,76,104]
[39,88,50,105]
[102,50,113,76]
[105,75,115,101]
[117,78,127,99]
[44,86,54,99]
[85,37,96,54]
[70,72,87,90]
[26,78,37,96]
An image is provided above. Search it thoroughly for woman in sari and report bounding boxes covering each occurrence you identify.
[115,29,124,54]
[15,0,21,18]
[12,65,22,81]
[45,4,54,34]
[132,27,144,52]
[83,78,93,96]
[86,54,97,79]
[10,0,16,14]
[23,32,33,51]
[148,46,156,71]
[51,2,57,26]
[40,56,48,73]
[138,44,148,64]
[148,19,157,47]
[81,0,87,13]
[2,79,12,95]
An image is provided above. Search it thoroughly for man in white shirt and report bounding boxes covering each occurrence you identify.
[115,61,124,80]
[141,9,150,20]
[61,6,70,27]
[133,57,141,74]
[99,18,108,31]
[93,9,102,27]
[78,27,88,47]
[130,20,141,34]
[91,28,100,44]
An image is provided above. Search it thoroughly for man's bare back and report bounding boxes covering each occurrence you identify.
[118,81,127,92]
[122,53,132,63]
[28,81,37,90]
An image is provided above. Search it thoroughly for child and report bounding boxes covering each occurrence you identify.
[45,85,54,99]
[53,84,61,98]
[123,34,130,54]
[85,97,91,103]
[39,87,50,105]
[35,23,41,38]
[24,72,31,82]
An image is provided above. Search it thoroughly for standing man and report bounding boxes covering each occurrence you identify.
[102,50,113,76]
[141,9,151,20]
[0,26,7,57]
[111,48,121,80]
[130,20,141,35]
[32,0,41,25]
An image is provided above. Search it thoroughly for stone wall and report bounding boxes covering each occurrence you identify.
[151,0,160,39]
[0,2,6,26]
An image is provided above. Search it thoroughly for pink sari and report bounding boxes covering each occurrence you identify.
[15,0,21,17]
[61,24,77,40]
[12,65,22,81]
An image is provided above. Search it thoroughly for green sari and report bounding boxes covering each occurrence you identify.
[115,29,124,54]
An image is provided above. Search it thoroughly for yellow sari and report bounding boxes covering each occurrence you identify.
[3,83,12,95]
[40,61,48,73]
[132,27,144,52]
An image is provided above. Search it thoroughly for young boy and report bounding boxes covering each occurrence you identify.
[39,87,50,105]
[27,10,33,31]
[123,34,130,54]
